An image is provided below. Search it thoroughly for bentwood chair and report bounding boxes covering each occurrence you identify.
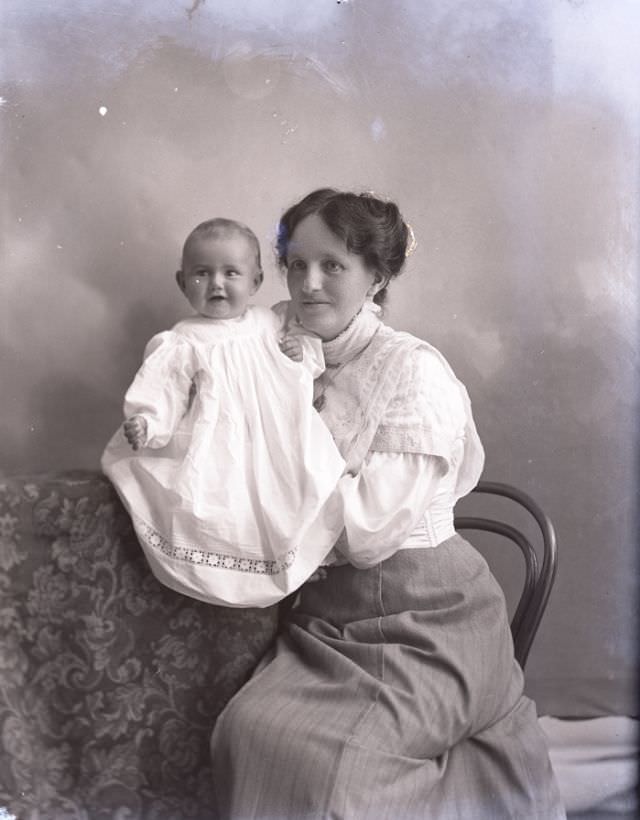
[454,481,558,670]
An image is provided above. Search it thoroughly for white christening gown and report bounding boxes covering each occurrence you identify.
[101,305,345,607]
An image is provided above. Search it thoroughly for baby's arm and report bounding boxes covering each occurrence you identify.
[271,300,325,378]
[279,335,304,362]
[123,332,197,449]
[278,333,324,378]
[291,334,325,379]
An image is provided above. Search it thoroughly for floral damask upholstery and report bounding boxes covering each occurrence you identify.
[0,470,279,819]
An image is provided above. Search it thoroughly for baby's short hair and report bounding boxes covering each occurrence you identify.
[183,218,262,271]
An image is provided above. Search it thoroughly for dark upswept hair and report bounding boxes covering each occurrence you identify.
[183,218,262,273]
[276,188,410,306]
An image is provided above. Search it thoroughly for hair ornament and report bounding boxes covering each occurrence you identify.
[405,222,417,257]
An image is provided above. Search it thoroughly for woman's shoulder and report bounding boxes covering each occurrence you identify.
[378,326,460,389]
[371,329,481,472]
[378,330,468,423]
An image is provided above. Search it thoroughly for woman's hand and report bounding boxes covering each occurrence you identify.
[306,567,328,583]
[124,415,148,450]
[279,335,304,362]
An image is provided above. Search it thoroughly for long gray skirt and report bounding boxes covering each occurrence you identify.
[210,536,565,819]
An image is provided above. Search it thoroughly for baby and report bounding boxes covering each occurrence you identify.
[102,218,345,607]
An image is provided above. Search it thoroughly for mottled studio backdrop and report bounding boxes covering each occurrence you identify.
[1,0,638,717]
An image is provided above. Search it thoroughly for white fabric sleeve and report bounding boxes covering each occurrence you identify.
[297,335,325,378]
[123,331,197,448]
[371,346,467,462]
[270,300,325,377]
[335,450,447,568]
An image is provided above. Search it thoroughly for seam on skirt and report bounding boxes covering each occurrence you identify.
[377,561,387,617]
[324,568,387,818]
[324,688,382,818]
[376,563,387,683]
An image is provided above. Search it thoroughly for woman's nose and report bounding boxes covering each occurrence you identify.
[301,264,323,293]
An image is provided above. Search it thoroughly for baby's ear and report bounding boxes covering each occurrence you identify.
[252,269,264,294]
[175,270,186,293]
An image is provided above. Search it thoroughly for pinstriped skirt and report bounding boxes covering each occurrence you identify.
[210,535,565,819]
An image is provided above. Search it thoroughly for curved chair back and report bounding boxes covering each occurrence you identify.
[454,481,558,669]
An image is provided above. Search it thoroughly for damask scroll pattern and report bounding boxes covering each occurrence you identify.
[0,472,279,819]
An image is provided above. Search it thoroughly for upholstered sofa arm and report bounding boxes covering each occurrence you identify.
[0,470,279,819]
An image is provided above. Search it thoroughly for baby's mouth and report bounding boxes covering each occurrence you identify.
[208,295,226,301]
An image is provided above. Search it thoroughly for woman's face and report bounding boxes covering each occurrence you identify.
[286,213,383,340]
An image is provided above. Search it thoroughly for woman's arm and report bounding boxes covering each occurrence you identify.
[332,343,482,568]
[335,451,448,567]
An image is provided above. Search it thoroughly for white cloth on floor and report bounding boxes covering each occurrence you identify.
[540,715,639,814]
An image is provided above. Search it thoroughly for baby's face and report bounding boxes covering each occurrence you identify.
[177,233,261,320]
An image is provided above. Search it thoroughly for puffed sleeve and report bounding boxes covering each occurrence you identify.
[335,451,447,567]
[332,344,484,567]
[123,331,199,448]
[372,344,483,494]
[371,346,465,459]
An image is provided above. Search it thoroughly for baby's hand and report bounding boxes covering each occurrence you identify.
[124,415,148,450]
[279,335,303,362]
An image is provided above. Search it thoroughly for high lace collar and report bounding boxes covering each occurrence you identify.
[322,300,382,366]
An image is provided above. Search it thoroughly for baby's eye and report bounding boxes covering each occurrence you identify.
[226,269,239,277]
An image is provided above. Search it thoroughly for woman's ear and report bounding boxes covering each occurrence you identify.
[176,270,186,293]
[367,272,389,298]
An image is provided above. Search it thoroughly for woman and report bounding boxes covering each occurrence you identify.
[210,189,565,819]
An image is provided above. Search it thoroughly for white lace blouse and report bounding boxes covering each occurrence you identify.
[311,301,485,569]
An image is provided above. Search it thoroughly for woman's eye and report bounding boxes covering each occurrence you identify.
[289,259,306,272]
[323,260,342,273]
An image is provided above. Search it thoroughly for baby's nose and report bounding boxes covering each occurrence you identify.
[208,272,225,291]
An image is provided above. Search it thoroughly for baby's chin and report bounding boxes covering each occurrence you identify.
[199,301,245,320]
